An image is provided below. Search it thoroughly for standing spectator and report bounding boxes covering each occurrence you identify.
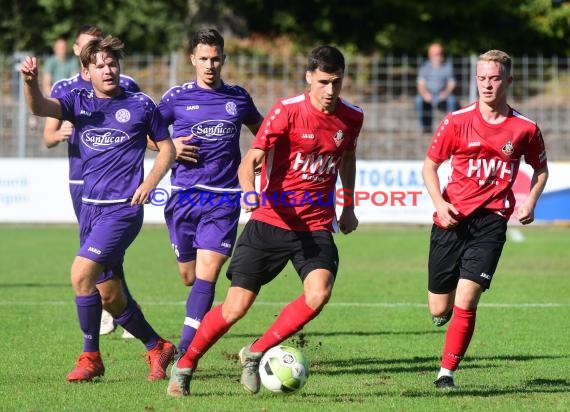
[42,37,78,95]
[21,35,177,382]
[166,45,363,397]
[414,42,459,133]
[422,49,548,389]
[43,24,140,339]
[157,28,263,356]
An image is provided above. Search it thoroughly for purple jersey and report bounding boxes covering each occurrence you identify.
[50,74,140,183]
[57,88,169,204]
[158,81,262,192]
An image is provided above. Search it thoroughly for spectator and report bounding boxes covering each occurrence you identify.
[414,42,459,133]
[42,37,78,95]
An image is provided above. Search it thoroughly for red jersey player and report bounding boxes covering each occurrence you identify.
[422,49,549,389]
[167,45,364,397]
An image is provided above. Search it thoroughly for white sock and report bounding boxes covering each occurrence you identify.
[437,368,454,379]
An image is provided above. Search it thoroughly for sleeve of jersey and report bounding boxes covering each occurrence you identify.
[524,126,548,170]
[56,89,78,123]
[251,101,288,151]
[426,114,454,163]
[148,100,171,142]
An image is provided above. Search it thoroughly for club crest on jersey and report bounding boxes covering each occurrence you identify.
[502,140,514,156]
[333,130,344,147]
[225,101,237,116]
[115,108,131,123]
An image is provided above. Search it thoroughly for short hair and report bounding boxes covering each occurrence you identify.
[190,28,224,53]
[75,24,103,41]
[80,35,124,68]
[478,49,512,76]
[307,46,345,73]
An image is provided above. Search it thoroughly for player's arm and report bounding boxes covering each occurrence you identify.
[146,136,159,151]
[516,166,549,225]
[238,148,265,212]
[131,138,176,206]
[43,117,74,148]
[338,149,358,234]
[20,56,62,118]
[422,156,459,228]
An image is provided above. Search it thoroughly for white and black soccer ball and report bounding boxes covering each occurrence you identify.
[259,345,309,394]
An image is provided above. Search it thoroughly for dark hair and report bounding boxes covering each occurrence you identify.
[307,46,345,73]
[75,24,103,41]
[191,28,224,53]
[80,35,124,68]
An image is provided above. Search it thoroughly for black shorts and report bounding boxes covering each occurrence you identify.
[226,220,339,294]
[428,210,507,293]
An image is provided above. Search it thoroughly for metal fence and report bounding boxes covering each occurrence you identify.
[1,53,569,160]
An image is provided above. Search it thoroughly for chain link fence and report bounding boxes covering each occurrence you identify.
[2,52,569,160]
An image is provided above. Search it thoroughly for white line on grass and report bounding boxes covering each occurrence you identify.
[1,301,568,308]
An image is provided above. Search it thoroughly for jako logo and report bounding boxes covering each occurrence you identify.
[88,246,102,255]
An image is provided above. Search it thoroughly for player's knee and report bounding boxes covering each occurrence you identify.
[179,269,196,286]
[305,288,332,311]
[221,303,249,324]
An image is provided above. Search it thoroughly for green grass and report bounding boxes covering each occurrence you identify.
[1,224,569,411]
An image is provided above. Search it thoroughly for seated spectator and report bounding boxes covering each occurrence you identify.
[414,42,459,133]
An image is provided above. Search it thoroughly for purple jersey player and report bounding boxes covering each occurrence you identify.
[43,25,142,339]
[157,29,263,355]
[21,35,176,383]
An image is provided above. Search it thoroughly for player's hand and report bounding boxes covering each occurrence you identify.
[241,190,259,212]
[131,183,154,206]
[58,121,74,142]
[435,201,459,229]
[516,202,535,225]
[20,56,38,82]
[173,136,199,163]
[338,209,358,234]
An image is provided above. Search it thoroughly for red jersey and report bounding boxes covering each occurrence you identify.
[250,92,363,231]
[427,102,547,226]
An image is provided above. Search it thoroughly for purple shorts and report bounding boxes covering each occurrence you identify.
[78,203,144,267]
[164,189,240,262]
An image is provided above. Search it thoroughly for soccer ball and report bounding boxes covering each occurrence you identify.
[259,345,309,394]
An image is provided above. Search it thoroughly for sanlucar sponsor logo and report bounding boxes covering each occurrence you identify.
[81,128,130,151]
[191,120,237,141]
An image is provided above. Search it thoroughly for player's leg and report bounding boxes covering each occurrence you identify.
[96,203,175,381]
[67,256,106,382]
[435,211,506,389]
[239,230,337,393]
[427,223,462,327]
[177,195,240,354]
[169,191,240,353]
[167,220,282,397]
[168,286,258,397]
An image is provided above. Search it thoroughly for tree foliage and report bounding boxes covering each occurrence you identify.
[1,0,570,55]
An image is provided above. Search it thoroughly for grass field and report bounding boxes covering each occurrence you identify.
[1,224,569,412]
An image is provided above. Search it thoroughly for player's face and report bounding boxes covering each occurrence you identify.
[84,52,121,98]
[306,68,344,113]
[191,43,225,89]
[476,61,512,106]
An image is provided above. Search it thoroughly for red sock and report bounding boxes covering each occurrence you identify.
[250,294,318,353]
[441,305,477,371]
[178,304,230,369]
